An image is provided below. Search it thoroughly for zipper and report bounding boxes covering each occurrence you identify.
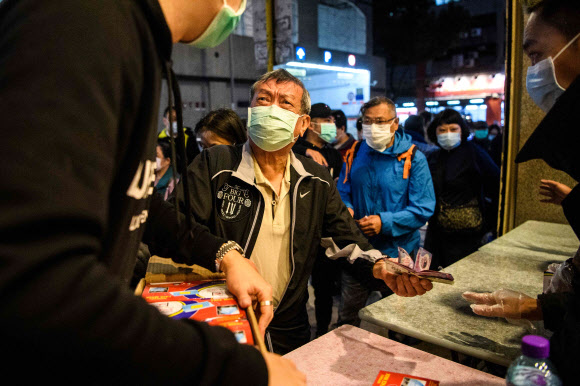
[243,193,262,254]
[274,175,306,314]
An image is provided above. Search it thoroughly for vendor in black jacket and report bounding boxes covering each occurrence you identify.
[184,69,434,354]
[464,0,580,383]
[0,0,305,384]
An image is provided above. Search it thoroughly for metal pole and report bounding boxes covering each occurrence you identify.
[500,0,523,235]
[228,35,236,110]
[266,0,274,72]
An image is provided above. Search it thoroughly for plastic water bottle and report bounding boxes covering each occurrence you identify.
[506,335,562,386]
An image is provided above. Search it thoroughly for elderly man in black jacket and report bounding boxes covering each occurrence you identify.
[184,69,434,354]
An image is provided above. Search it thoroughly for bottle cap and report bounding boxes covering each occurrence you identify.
[521,335,550,359]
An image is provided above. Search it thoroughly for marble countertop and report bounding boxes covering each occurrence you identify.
[359,220,579,366]
[284,325,505,385]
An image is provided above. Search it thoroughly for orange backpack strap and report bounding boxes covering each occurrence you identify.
[397,144,417,180]
[343,140,360,184]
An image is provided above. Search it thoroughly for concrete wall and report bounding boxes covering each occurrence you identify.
[512,15,576,227]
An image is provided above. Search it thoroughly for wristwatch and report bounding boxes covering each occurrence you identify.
[215,240,245,272]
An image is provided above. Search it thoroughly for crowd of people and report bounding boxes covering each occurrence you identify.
[1,0,579,384]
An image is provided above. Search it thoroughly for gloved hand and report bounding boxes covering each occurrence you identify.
[462,289,543,320]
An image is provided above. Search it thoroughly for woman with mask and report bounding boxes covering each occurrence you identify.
[154,138,180,200]
[195,108,247,151]
[424,109,500,268]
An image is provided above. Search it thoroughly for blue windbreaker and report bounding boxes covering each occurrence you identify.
[338,130,436,257]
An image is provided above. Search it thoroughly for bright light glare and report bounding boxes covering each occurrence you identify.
[447,100,461,105]
[285,61,369,74]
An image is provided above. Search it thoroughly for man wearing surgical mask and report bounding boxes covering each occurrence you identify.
[336,97,436,326]
[293,103,344,181]
[0,0,307,384]
[464,1,580,383]
[183,70,434,354]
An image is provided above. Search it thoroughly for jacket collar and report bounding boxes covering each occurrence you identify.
[515,75,580,181]
[232,142,313,185]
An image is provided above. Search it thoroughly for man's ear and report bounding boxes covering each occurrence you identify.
[299,115,310,136]
[392,117,400,132]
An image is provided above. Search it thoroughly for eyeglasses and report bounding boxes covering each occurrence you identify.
[362,116,397,125]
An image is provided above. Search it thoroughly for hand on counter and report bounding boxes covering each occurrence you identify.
[539,179,571,205]
[462,289,543,320]
[373,259,433,297]
[221,250,274,336]
[356,215,382,237]
[264,352,306,386]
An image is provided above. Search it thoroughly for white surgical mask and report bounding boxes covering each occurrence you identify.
[526,32,580,112]
[437,132,461,151]
[362,123,395,152]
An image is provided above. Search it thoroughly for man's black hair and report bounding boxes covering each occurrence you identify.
[331,109,347,130]
[524,0,580,39]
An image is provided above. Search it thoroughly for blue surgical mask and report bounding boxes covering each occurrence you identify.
[526,32,580,112]
[488,134,497,141]
[315,122,337,143]
[437,132,461,151]
[247,105,303,152]
[474,129,489,139]
[188,0,247,49]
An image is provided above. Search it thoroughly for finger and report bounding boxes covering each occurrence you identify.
[256,292,274,335]
[540,179,557,186]
[394,275,408,297]
[408,275,426,295]
[419,279,433,292]
[400,274,418,296]
[462,292,496,305]
[470,304,506,317]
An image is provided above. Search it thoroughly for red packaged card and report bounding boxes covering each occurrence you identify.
[372,370,440,386]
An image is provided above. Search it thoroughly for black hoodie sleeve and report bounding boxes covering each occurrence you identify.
[143,191,226,271]
[0,0,267,384]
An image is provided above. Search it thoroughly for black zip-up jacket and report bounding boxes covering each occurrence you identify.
[186,143,386,333]
[0,0,266,384]
[516,75,580,385]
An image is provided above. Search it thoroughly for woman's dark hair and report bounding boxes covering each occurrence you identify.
[157,137,184,173]
[427,109,471,145]
[194,108,247,145]
[157,138,172,159]
[331,109,347,129]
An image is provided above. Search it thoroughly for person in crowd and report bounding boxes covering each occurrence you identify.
[155,138,180,200]
[466,2,580,383]
[425,109,500,268]
[356,116,364,141]
[419,110,433,130]
[488,123,503,166]
[472,121,493,154]
[0,0,305,384]
[404,114,438,157]
[293,103,343,180]
[195,108,247,150]
[182,69,434,354]
[331,109,357,159]
[336,97,436,326]
[160,106,200,163]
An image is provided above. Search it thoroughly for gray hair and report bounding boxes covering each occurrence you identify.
[250,69,312,115]
[360,96,396,117]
